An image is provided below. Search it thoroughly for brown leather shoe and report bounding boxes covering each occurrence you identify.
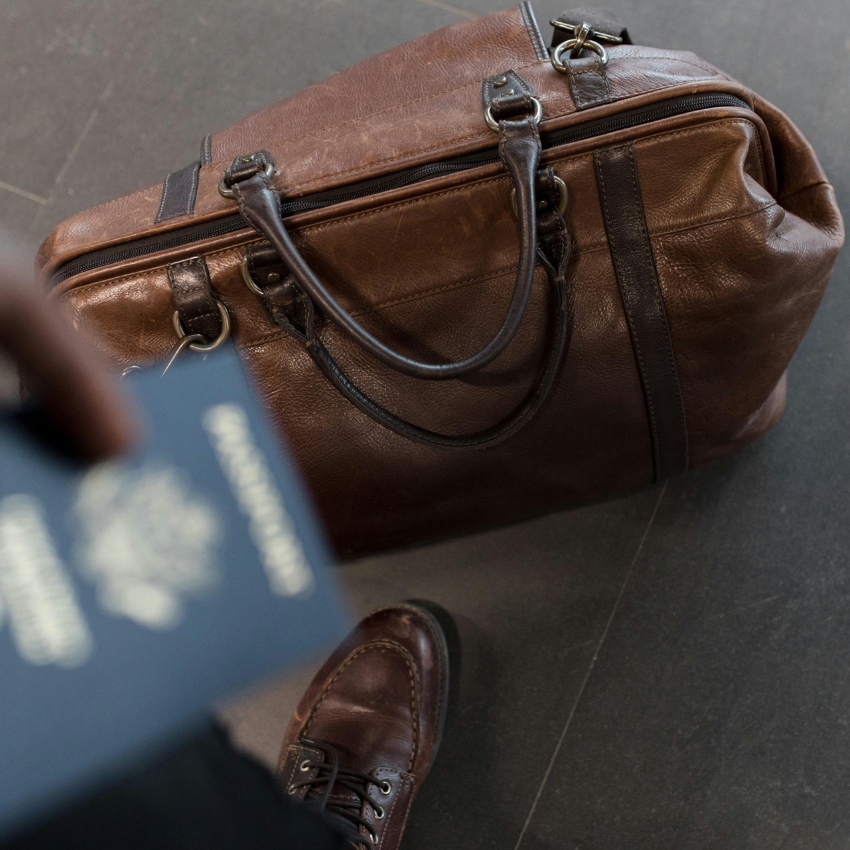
[277,603,449,849]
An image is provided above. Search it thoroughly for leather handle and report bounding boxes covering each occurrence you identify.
[252,166,573,450]
[229,114,543,381]
[305,274,570,449]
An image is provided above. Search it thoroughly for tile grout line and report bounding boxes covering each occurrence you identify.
[28,80,115,236]
[414,0,476,19]
[0,180,47,205]
[512,481,668,850]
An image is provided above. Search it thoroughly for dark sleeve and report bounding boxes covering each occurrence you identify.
[3,722,346,850]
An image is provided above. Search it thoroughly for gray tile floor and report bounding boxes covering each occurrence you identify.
[1,1,848,847]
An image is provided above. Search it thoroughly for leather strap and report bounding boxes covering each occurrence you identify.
[166,256,222,340]
[226,110,544,381]
[307,275,569,449]
[250,167,572,449]
[593,144,688,480]
[549,11,632,111]
[155,161,200,223]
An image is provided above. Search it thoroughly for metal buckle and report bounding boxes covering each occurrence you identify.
[171,300,231,352]
[484,96,543,132]
[510,175,568,218]
[218,158,275,198]
[121,302,230,379]
[240,256,265,296]
[549,19,623,72]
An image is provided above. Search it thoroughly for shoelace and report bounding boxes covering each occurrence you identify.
[288,737,389,849]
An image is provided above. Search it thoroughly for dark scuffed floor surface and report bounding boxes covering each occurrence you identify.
[1,1,848,847]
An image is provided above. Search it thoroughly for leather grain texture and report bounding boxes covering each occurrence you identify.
[39,4,844,557]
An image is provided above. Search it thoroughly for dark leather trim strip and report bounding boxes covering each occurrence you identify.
[166,256,222,340]
[593,144,688,481]
[155,161,200,223]
[566,55,613,110]
[520,1,548,61]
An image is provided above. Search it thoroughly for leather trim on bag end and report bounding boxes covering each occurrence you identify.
[520,1,548,61]
[155,161,200,223]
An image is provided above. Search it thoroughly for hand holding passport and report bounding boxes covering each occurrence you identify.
[0,302,349,838]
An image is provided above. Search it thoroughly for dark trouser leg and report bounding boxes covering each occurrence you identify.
[3,722,346,850]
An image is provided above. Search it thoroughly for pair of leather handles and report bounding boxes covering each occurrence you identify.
[221,90,572,449]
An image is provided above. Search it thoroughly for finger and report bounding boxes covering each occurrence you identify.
[0,278,139,461]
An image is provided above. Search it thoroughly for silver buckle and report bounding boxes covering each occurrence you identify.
[484,96,543,132]
[549,20,623,71]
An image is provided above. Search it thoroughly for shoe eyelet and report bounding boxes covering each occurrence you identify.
[379,780,392,795]
[374,805,385,820]
[369,831,379,845]
[299,759,311,772]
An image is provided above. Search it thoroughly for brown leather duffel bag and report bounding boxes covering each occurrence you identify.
[38,5,844,557]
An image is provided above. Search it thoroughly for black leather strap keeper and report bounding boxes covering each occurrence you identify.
[166,256,222,340]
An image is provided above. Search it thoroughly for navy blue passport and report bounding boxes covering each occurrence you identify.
[0,346,350,836]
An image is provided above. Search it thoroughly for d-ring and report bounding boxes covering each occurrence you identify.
[172,300,231,352]
[240,256,264,296]
[484,96,543,132]
[510,175,568,218]
[218,161,275,198]
[552,38,609,72]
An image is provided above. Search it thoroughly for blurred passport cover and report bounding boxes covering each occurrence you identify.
[0,347,350,835]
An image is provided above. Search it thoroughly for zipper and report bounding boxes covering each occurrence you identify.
[49,92,749,288]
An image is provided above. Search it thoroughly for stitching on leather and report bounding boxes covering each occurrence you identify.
[349,263,529,320]
[185,164,199,216]
[302,642,420,773]
[201,134,212,166]
[383,775,414,841]
[167,258,218,326]
[409,610,444,763]
[62,195,778,319]
[610,51,722,75]
[572,67,609,77]
[567,65,585,110]
[280,744,322,796]
[281,746,302,790]
[520,1,548,61]
[290,176,513,237]
[63,200,779,311]
[569,60,613,110]
[155,172,171,223]
[62,117,774,299]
